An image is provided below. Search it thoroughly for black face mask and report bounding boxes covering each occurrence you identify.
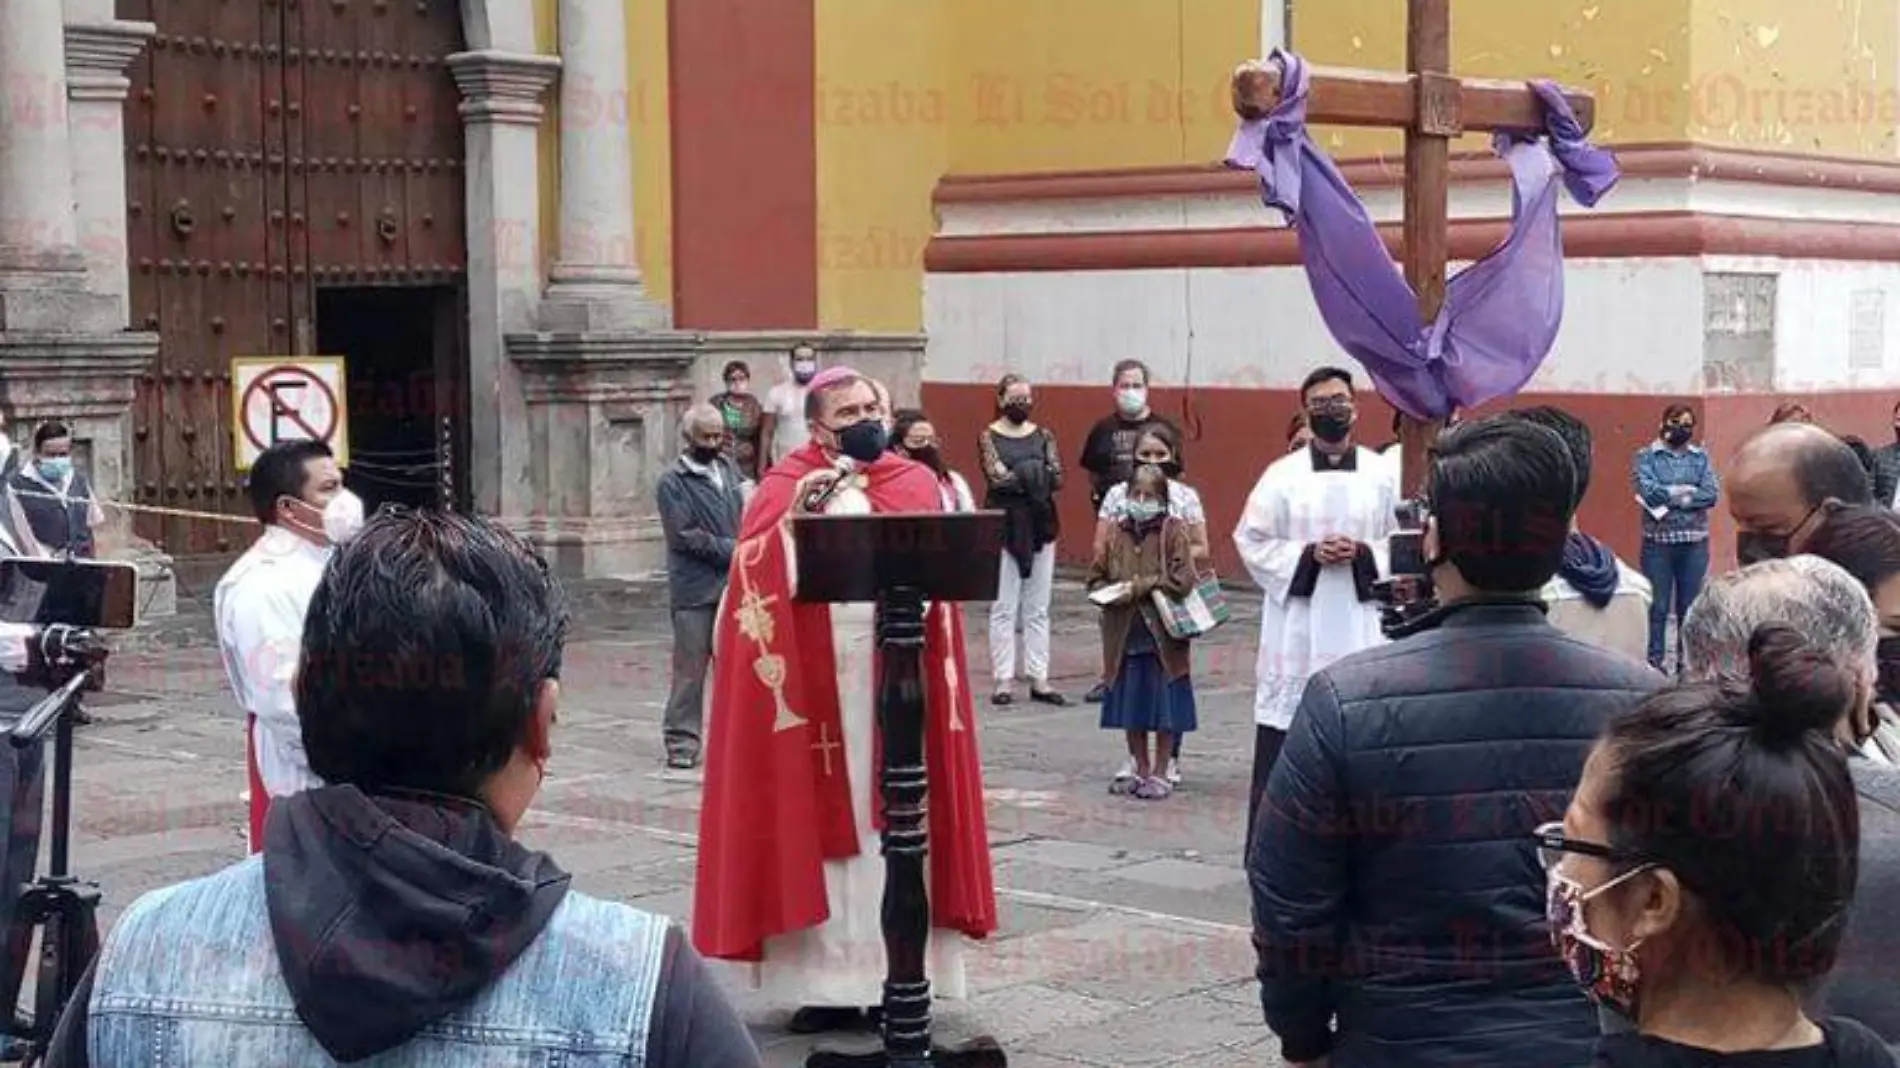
[1737,503,1822,567]
[1002,402,1031,425]
[1878,635,1900,704]
[1735,531,1788,567]
[1309,410,1353,444]
[1154,460,1182,479]
[688,444,723,465]
[832,419,888,463]
[907,445,945,474]
[1663,425,1693,447]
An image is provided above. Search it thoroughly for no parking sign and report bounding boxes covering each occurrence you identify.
[230,357,352,471]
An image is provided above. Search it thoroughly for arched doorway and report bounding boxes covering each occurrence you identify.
[121,0,470,556]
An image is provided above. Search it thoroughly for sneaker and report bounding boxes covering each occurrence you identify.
[1110,756,1137,794]
[666,751,700,771]
[1164,758,1181,786]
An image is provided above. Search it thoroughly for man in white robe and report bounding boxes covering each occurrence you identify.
[1234,367,1398,853]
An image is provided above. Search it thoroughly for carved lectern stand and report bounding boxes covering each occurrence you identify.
[792,510,1009,1068]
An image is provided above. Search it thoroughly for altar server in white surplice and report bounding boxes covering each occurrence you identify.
[1233,367,1398,855]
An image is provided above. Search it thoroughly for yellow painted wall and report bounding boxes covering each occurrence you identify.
[814,0,948,332]
[537,0,674,298]
[627,0,672,300]
[943,0,1258,174]
[1293,0,1697,157]
[1687,0,1896,156]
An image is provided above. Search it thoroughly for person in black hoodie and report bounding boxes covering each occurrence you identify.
[1505,406,1656,666]
[44,508,761,1068]
[1542,623,1894,1068]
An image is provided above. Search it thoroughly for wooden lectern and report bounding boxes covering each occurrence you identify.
[792,510,1009,1068]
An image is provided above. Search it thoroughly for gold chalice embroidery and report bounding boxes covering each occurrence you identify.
[733,534,805,733]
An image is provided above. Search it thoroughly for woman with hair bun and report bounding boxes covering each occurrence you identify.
[1537,623,1893,1065]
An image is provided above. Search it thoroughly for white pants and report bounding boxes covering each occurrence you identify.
[989,544,1055,688]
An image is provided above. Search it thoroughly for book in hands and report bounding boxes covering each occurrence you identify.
[1089,581,1132,607]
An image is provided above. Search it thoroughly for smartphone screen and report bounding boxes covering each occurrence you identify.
[0,558,138,629]
[1388,531,1425,577]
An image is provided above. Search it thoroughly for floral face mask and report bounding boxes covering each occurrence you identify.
[1546,863,1653,1020]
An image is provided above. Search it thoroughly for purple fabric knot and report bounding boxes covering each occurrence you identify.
[1222,51,1621,421]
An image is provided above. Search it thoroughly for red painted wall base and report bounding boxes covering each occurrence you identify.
[921,381,1900,577]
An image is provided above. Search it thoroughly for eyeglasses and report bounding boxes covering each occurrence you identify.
[1531,821,1645,872]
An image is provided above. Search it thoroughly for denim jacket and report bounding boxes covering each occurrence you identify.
[1630,442,1720,543]
[83,855,667,1066]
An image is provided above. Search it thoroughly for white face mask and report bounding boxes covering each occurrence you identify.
[322,489,366,545]
[1116,386,1148,415]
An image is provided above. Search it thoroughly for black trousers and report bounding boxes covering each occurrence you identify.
[1244,725,1288,864]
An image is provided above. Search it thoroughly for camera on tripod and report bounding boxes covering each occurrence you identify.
[0,557,139,1065]
[1371,499,1439,639]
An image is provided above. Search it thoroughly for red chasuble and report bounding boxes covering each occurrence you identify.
[692,443,998,962]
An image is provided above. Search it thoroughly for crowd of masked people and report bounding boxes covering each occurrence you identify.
[1244,402,1900,1068]
[675,346,1900,1066]
[37,334,1900,1066]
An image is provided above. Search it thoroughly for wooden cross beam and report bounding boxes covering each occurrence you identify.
[1233,0,1598,496]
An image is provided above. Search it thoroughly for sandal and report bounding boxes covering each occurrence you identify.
[1029,688,1069,707]
[991,692,1013,706]
[1133,776,1173,801]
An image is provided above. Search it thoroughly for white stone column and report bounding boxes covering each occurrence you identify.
[448,49,561,521]
[0,0,86,280]
[65,19,153,328]
[541,0,668,333]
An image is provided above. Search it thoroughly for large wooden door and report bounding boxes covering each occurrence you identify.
[123,0,467,557]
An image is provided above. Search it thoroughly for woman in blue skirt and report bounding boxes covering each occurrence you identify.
[1087,464,1199,800]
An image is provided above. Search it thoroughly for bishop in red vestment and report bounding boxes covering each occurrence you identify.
[693,370,997,1026]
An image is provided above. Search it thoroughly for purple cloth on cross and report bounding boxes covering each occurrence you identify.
[1224,50,1620,421]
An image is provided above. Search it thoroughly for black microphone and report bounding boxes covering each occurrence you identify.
[802,457,856,514]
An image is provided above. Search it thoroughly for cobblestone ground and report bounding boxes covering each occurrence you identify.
[52,575,1281,1068]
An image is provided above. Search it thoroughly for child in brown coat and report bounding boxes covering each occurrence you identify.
[1087,464,1199,800]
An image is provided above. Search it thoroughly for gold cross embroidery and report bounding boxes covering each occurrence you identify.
[734,588,777,646]
[733,534,805,733]
[811,722,842,777]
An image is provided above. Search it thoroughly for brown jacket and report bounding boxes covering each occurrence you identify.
[1087,517,1197,680]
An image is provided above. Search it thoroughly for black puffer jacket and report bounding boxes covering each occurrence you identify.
[1250,600,1662,1068]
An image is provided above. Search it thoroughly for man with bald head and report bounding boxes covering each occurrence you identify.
[1728,420,1872,566]
[654,403,746,769]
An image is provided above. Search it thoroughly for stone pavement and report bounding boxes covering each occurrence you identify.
[58,574,1283,1067]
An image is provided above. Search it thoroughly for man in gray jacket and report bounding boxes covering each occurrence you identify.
[1677,555,1900,1046]
[655,404,745,770]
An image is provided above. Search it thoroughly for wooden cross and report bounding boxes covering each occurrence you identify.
[810,722,842,777]
[1233,0,1597,495]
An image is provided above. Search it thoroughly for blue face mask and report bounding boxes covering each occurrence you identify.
[1124,498,1165,523]
[38,457,71,482]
